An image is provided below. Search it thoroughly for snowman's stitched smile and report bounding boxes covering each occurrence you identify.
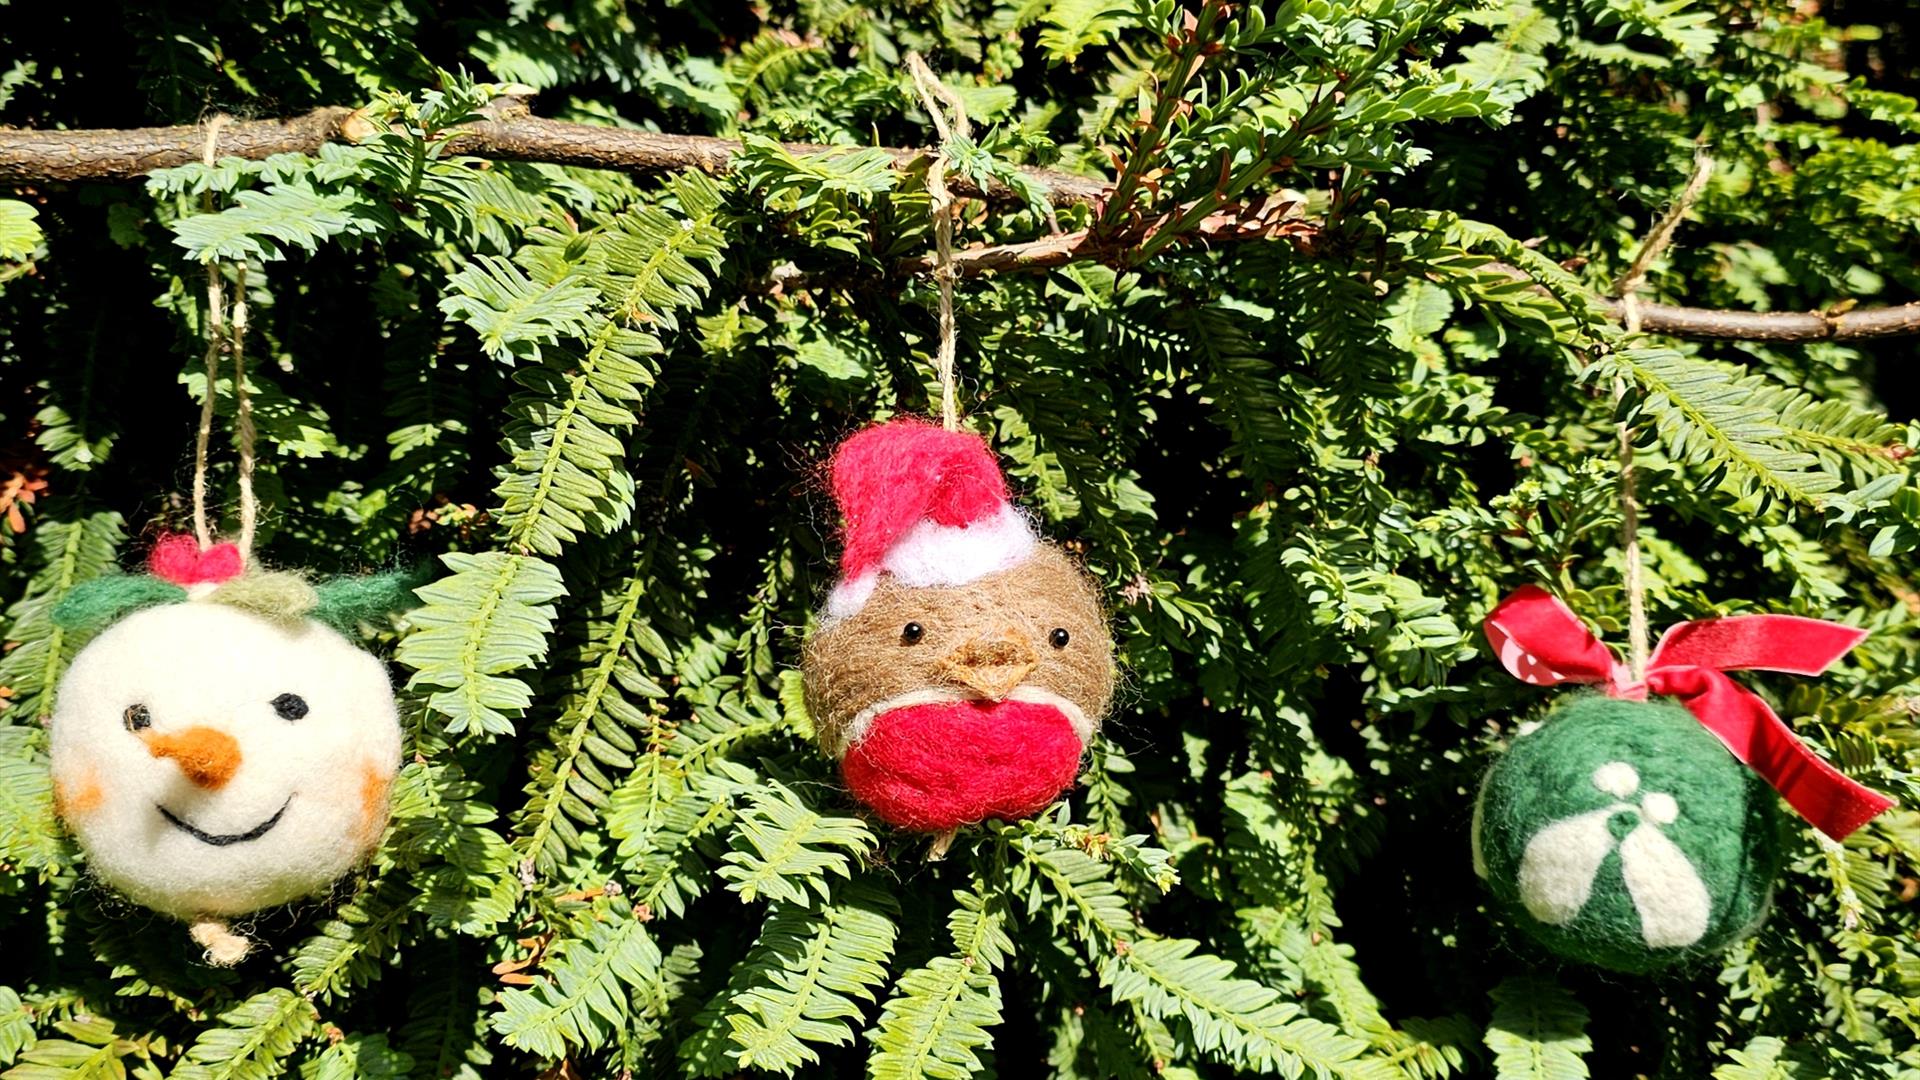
[158,795,293,847]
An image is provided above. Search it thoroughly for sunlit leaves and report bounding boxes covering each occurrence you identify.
[396,552,566,737]
[0,200,42,262]
[491,908,664,1060]
[169,989,318,1080]
[1484,977,1591,1080]
[719,780,874,905]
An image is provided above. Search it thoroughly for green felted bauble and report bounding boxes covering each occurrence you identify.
[1472,695,1783,974]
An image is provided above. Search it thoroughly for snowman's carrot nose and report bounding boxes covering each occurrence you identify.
[142,726,242,790]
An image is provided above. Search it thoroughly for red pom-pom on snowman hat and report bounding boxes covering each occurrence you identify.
[802,418,1115,833]
[823,418,1040,620]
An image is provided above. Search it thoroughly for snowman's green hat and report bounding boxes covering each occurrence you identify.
[52,533,428,637]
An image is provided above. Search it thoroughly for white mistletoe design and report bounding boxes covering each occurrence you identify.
[1517,761,1712,948]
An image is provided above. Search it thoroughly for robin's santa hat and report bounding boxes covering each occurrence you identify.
[823,418,1038,619]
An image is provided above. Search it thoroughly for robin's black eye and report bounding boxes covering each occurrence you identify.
[901,622,925,645]
[1049,628,1071,649]
[123,704,151,732]
[271,693,309,721]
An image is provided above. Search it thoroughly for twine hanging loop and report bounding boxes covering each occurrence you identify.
[905,53,972,433]
[189,114,260,567]
[1610,149,1714,680]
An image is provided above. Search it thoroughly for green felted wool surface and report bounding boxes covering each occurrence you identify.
[51,574,188,632]
[309,564,431,633]
[1471,694,1782,974]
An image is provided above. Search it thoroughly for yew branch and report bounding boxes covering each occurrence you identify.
[2,99,1916,342]
[0,97,1108,207]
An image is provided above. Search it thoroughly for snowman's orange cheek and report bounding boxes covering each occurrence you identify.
[355,761,394,848]
[52,766,104,823]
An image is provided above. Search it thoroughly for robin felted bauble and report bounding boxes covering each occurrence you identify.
[47,535,418,963]
[801,418,1116,832]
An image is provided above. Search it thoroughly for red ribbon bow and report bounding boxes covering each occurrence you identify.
[1485,585,1894,840]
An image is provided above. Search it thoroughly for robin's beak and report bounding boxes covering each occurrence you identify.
[142,726,242,790]
[937,626,1038,701]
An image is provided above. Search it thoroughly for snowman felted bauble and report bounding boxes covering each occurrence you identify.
[801,418,1116,833]
[48,536,417,963]
[1472,586,1894,974]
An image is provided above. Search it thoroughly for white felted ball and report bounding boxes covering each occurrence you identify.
[49,601,402,921]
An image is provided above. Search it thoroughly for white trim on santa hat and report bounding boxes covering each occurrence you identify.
[824,504,1037,620]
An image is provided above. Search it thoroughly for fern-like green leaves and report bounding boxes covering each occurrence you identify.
[718,780,874,905]
[0,200,42,262]
[1,1018,140,1080]
[1483,976,1590,1080]
[491,907,664,1060]
[1008,823,1374,1076]
[869,890,1012,1080]
[724,886,899,1073]
[396,552,566,737]
[440,255,601,363]
[169,989,318,1080]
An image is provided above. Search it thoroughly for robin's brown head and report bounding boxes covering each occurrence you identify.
[803,544,1113,758]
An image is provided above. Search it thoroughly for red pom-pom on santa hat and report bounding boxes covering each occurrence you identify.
[824,418,1037,618]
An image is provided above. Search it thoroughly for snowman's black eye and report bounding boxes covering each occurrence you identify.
[1049,628,1071,649]
[123,704,152,732]
[900,622,925,645]
[271,693,309,721]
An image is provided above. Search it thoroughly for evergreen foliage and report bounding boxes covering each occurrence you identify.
[1,0,1917,1076]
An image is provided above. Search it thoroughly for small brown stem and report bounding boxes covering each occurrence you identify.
[927,828,959,862]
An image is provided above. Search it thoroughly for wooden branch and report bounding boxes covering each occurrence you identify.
[2,98,1916,342]
[0,97,1108,208]
[895,200,1321,276]
[1597,297,1920,342]
[0,108,358,183]
[906,229,1920,344]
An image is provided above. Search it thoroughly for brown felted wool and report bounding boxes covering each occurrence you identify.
[803,543,1113,759]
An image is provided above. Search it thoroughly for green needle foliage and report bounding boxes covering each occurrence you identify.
[1,0,1918,1077]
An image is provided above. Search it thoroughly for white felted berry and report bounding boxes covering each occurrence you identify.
[49,601,402,923]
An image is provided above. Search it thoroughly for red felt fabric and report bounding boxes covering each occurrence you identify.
[829,418,1010,580]
[840,700,1084,831]
[149,534,244,586]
